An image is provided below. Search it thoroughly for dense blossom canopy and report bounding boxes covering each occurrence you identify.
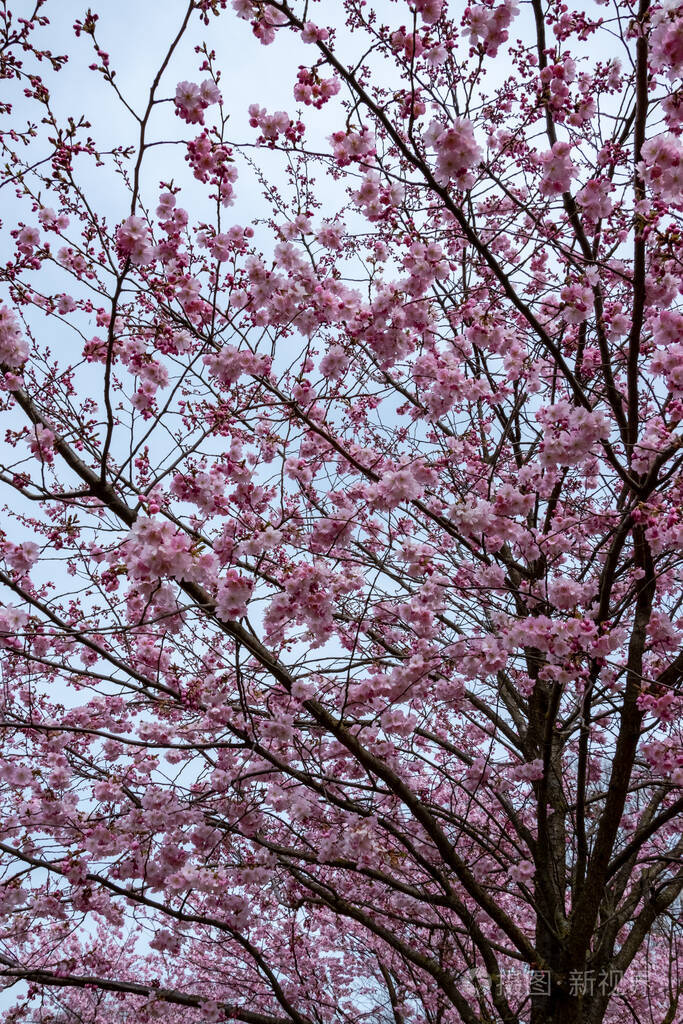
[0,1,682,1023]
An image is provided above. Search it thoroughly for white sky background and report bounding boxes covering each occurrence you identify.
[6,0,369,236]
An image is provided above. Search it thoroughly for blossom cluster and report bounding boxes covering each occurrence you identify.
[536,401,608,466]
[352,172,405,221]
[465,0,519,57]
[0,305,29,368]
[248,104,304,146]
[328,127,376,165]
[115,216,155,266]
[650,1,683,81]
[539,141,576,196]
[639,133,683,206]
[576,177,613,222]
[174,79,221,124]
[293,68,340,108]
[185,132,238,205]
[422,116,482,186]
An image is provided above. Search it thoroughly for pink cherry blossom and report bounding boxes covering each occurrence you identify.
[328,126,375,165]
[28,423,55,463]
[466,0,519,56]
[174,78,221,124]
[560,281,594,323]
[215,569,253,619]
[301,21,329,44]
[115,215,155,266]
[38,207,69,230]
[509,860,535,883]
[536,400,609,466]
[576,177,613,221]
[0,305,29,367]
[650,343,683,395]
[412,0,444,25]
[651,0,683,80]
[539,140,576,195]
[4,541,39,574]
[17,225,40,253]
[424,116,483,186]
[639,132,683,205]
[293,68,340,108]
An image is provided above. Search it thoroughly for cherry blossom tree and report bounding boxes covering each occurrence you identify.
[0,0,682,1022]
